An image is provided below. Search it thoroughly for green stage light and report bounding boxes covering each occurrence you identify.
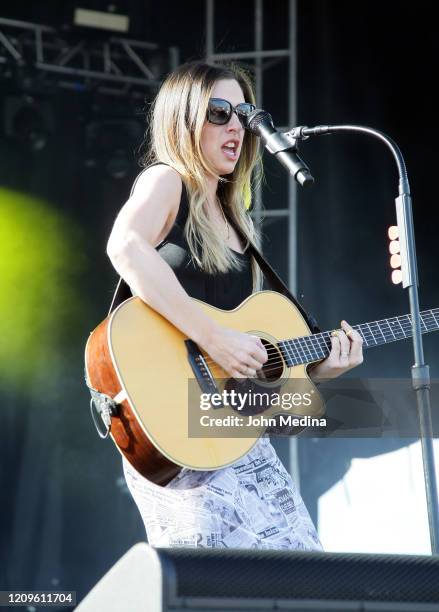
[0,188,86,389]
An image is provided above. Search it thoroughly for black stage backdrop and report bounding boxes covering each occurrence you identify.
[0,0,438,604]
[296,1,439,520]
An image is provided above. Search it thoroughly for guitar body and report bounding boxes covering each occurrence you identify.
[85,290,324,485]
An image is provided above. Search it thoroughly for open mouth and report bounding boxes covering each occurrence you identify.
[221,141,239,160]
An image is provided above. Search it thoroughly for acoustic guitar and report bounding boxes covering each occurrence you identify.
[84,290,439,485]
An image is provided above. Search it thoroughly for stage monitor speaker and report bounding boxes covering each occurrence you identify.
[75,542,439,611]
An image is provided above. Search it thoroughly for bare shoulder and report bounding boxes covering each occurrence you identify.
[132,164,182,206]
[108,164,183,251]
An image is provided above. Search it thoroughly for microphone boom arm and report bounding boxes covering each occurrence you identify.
[291,123,439,554]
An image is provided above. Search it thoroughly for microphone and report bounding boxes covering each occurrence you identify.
[244,109,314,186]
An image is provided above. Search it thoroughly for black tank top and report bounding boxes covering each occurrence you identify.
[135,164,254,310]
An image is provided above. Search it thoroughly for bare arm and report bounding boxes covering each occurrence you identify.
[107,165,267,378]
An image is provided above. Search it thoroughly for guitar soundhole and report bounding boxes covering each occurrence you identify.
[256,339,284,383]
[223,338,286,416]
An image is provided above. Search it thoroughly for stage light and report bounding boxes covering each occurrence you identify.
[388,225,402,284]
[106,148,131,179]
[0,188,85,389]
[84,118,142,179]
[392,269,403,284]
[13,107,47,151]
[390,254,402,269]
[388,225,399,240]
[4,97,53,153]
[389,240,400,255]
[74,8,130,33]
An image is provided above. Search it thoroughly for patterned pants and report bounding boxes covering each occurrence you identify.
[123,437,323,550]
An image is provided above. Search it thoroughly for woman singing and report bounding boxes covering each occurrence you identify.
[106,61,364,550]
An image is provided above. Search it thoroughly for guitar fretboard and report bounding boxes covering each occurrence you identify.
[278,308,439,367]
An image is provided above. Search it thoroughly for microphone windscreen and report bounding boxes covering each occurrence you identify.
[246,110,273,134]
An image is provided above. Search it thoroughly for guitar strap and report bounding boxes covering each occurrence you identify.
[226,212,321,334]
[108,218,320,334]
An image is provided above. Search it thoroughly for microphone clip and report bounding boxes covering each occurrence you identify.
[285,126,311,141]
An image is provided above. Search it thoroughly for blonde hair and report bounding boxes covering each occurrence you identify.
[141,61,262,291]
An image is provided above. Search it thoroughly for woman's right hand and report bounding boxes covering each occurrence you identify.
[201,325,268,380]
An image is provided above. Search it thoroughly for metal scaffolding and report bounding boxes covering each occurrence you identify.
[0,17,179,97]
[205,0,301,488]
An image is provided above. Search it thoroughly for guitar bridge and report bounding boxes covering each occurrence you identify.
[185,339,222,405]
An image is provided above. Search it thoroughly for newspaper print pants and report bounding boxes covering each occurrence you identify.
[122,437,323,550]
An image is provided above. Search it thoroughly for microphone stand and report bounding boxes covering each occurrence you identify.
[285,124,439,554]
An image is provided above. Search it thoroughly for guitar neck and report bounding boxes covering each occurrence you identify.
[278,308,439,367]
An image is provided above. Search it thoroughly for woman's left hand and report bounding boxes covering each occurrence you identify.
[308,320,364,383]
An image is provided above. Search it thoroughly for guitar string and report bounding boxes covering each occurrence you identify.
[200,311,439,366]
[201,314,439,375]
[200,309,439,364]
[203,341,439,380]
[198,312,439,375]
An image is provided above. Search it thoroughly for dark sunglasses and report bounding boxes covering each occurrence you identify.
[206,98,256,126]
